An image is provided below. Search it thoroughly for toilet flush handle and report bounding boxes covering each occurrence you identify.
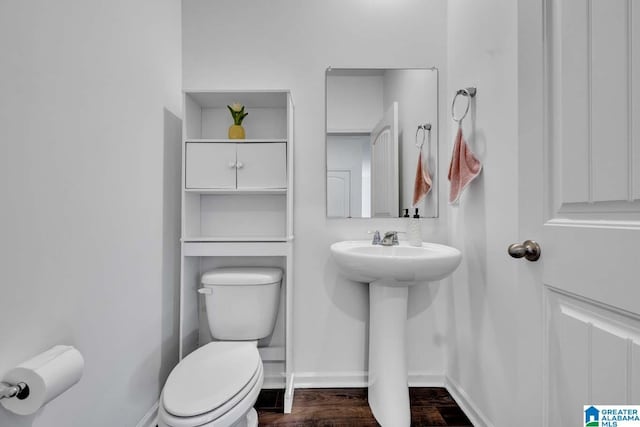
[197,288,213,295]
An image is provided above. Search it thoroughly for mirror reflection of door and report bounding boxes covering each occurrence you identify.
[325,68,438,218]
[370,102,399,217]
[326,133,371,218]
[327,170,351,218]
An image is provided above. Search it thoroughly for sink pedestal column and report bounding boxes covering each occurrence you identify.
[368,280,411,427]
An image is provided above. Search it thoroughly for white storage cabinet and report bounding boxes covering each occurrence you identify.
[179,90,295,413]
[186,142,287,189]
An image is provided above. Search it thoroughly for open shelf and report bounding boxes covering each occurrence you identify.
[185,91,288,140]
[183,193,287,240]
[186,91,288,109]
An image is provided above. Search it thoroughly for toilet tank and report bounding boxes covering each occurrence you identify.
[200,267,282,340]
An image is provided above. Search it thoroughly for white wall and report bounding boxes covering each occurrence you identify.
[445,0,520,425]
[183,0,449,384]
[0,1,182,426]
[326,74,384,132]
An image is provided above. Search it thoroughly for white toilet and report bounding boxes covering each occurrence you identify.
[158,267,283,427]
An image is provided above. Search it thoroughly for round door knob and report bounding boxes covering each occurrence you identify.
[508,240,541,262]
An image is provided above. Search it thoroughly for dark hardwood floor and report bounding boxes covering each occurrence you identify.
[256,387,473,426]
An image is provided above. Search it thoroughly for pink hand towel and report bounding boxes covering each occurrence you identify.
[413,150,432,206]
[448,127,482,204]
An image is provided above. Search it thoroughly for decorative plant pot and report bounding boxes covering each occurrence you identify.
[228,125,245,139]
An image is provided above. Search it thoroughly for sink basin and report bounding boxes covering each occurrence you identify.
[330,240,462,284]
[330,240,462,427]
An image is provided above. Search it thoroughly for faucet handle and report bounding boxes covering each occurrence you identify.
[369,230,381,245]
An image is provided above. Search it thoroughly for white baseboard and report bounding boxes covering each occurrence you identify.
[136,401,158,427]
[409,371,446,387]
[261,360,286,389]
[137,373,489,427]
[294,371,368,388]
[293,371,445,389]
[444,376,492,427]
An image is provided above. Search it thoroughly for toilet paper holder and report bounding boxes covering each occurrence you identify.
[0,381,29,401]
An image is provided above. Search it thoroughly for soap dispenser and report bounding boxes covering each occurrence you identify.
[408,208,422,247]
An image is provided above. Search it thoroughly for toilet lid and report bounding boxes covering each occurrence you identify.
[163,342,260,417]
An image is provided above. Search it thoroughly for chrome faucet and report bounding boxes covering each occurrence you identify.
[370,230,381,245]
[381,231,400,246]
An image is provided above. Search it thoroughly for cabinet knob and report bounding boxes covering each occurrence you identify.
[236,161,244,169]
[228,161,236,168]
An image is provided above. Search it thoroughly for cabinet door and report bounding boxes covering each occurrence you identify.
[236,143,287,189]
[185,143,236,189]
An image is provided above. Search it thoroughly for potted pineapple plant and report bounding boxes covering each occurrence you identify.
[227,103,248,139]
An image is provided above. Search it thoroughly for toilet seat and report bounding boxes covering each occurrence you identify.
[159,363,263,427]
[159,342,263,427]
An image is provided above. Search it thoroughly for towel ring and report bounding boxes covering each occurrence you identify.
[451,87,477,123]
[415,123,431,149]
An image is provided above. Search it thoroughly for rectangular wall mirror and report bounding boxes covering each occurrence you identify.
[325,68,438,218]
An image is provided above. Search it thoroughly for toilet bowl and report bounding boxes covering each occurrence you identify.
[158,342,263,427]
[159,267,283,427]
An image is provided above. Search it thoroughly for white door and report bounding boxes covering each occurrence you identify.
[517,1,640,426]
[370,102,399,217]
[327,170,351,218]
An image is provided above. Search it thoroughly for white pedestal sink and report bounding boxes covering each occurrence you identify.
[330,240,462,427]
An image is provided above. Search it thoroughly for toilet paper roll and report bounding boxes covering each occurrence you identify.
[1,345,84,415]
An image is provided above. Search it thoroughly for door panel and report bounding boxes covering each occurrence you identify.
[633,346,640,401]
[542,0,640,424]
[558,0,590,203]
[634,2,640,201]
[547,289,640,426]
[590,0,630,202]
[543,225,640,314]
[552,0,640,209]
[370,102,398,217]
[591,326,627,403]
[327,170,351,218]
[548,297,589,427]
